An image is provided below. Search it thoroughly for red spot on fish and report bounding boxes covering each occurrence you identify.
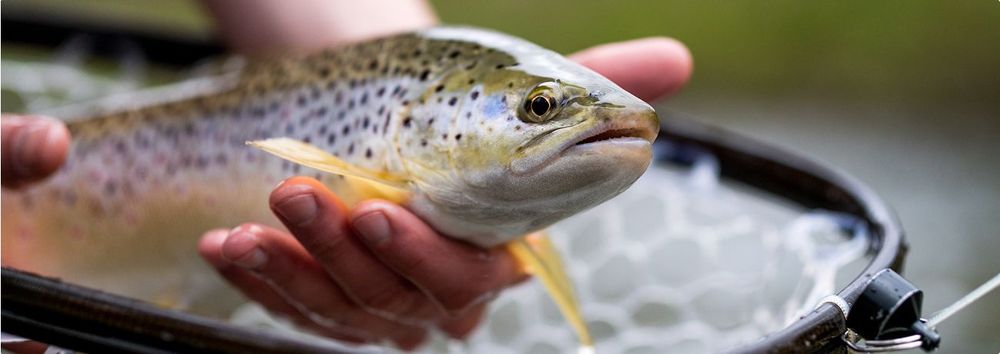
[155,153,167,165]
[16,226,33,241]
[70,225,84,241]
[125,210,140,225]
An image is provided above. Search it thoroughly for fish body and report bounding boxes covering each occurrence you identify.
[2,26,657,343]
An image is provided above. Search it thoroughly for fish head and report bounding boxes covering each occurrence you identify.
[403,28,659,246]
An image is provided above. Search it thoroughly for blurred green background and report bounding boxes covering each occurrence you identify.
[3,0,998,352]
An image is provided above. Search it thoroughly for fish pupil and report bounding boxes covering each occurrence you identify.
[530,96,551,117]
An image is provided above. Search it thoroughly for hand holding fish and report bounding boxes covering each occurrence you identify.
[1,1,692,352]
[196,4,692,347]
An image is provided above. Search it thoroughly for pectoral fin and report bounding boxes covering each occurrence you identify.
[507,232,592,348]
[247,138,410,203]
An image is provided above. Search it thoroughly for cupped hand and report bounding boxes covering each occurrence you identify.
[199,37,692,350]
[1,115,71,189]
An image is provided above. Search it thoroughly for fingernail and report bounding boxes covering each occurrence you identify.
[353,210,391,245]
[11,119,59,177]
[274,193,318,226]
[222,229,268,269]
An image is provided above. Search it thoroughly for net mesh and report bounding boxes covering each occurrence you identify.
[1,38,872,354]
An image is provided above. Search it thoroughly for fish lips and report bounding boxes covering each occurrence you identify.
[510,109,659,177]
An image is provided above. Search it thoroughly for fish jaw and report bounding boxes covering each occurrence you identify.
[406,102,659,247]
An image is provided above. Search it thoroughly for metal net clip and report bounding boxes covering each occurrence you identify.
[841,269,940,352]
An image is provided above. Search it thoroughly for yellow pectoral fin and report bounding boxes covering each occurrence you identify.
[247,138,410,204]
[507,232,592,348]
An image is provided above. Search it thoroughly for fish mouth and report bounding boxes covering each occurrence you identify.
[571,126,656,147]
[510,109,658,175]
[561,113,659,153]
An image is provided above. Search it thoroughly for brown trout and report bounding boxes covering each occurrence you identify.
[1,27,658,350]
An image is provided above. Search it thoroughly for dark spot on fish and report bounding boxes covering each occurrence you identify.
[365,148,373,158]
[293,164,301,174]
[495,64,505,69]
[376,87,385,97]
[420,139,428,147]
[303,136,312,144]
[448,97,458,106]
[466,112,472,119]
[362,116,371,129]
[435,85,445,92]
[419,69,431,81]
[455,134,462,141]
[342,126,351,135]
[269,101,280,112]
[378,105,385,115]
[368,59,378,70]
[297,95,307,107]
[348,99,355,109]
[468,79,475,85]
[348,143,355,155]
[317,106,328,116]
[470,91,479,100]
[442,133,448,140]
[327,133,336,144]
[319,67,330,77]
[285,125,294,135]
[448,50,461,59]
[392,86,402,95]
[515,125,522,131]
[428,118,435,125]
[403,117,413,128]
[465,61,477,70]
[360,92,368,105]
[337,111,347,120]
[311,86,321,100]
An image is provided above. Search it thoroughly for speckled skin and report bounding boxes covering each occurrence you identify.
[1,27,658,315]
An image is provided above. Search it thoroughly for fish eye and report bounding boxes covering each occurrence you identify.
[529,95,553,117]
[519,82,562,123]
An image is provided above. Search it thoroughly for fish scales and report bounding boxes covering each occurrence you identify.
[2,27,659,348]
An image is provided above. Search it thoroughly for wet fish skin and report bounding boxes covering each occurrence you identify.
[1,26,658,315]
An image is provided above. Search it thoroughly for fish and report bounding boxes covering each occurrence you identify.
[1,26,658,351]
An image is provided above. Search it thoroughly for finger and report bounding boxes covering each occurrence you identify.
[198,229,370,343]
[268,178,440,322]
[350,200,527,317]
[437,303,488,340]
[1,115,70,189]
[570,37,693,102]
[198,227,427,346]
